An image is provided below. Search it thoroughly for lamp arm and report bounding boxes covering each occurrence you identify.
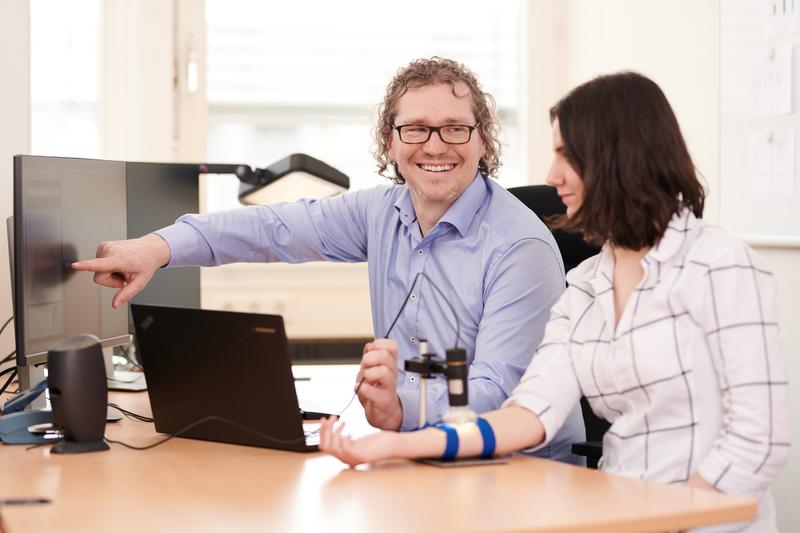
[198,163,277,186]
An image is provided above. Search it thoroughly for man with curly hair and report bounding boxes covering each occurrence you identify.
[75,57,585,464]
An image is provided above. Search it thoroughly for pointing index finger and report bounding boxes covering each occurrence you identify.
[71,257,120,273]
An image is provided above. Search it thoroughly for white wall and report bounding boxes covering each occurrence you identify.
[524,1,799,530]
[0,1,31,366]
[762,246,800,531]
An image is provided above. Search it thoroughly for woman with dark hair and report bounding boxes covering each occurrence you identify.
[320,72,789,532]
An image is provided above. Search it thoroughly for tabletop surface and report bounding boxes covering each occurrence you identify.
[1,365,756,533]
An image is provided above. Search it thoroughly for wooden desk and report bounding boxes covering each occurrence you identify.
[1,370,756,533]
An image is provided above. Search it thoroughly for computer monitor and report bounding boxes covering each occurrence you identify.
[12,155,130,391]
[125,162,200,335]
[11,156,201,393]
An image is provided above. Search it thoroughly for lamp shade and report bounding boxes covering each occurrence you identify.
[238,154,349,205]
[198,154,350,206]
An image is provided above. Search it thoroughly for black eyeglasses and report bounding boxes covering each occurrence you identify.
[393,124,479,145]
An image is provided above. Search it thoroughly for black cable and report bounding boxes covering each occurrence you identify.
[344,272,462,416]
[104,415,309,451]
[384,272,461,348]
[417,272,462,348]
[0,316,12,337]
[1,350,16,365]
[383,273,423,340]
[0,368,18,397]
[107,402,153,423]
[116,344,143,370]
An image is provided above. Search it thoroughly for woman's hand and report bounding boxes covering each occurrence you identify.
[319,417,403,467]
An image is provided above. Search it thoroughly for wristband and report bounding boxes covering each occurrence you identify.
[433,422,459,461]
[476,417,496,459]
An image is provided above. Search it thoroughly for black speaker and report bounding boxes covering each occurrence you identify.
[48,334,110,453]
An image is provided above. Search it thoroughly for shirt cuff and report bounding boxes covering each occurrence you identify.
[154,221,208,267]
[697,451,764,497]
[397,387,422,431]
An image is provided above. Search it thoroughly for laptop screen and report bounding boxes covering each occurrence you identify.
[131,304,317,452]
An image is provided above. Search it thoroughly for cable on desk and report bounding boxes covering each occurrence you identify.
[104,415,310,451]
[107,402,154,423]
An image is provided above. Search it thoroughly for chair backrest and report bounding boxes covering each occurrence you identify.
[507,185,600,273]
[507,185,609,461]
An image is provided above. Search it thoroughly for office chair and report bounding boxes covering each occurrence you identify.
[507,185,608,469]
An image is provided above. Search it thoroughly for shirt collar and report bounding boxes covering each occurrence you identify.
[587,208,698,293]
[393,171,487,237]
[394,187,417,228]
[646,208,698,264]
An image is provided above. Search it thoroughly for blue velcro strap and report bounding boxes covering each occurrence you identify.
[433,422,459,461]
[476,417,496,459]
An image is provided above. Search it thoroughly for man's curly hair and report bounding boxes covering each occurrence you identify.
[373,57,502,184]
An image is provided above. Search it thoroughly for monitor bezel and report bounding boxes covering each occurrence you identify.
[12,155,131,368]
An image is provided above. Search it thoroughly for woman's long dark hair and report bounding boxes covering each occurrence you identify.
[550,72,705,249]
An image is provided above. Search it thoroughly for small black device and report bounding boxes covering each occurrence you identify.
[131,304,320,452]
[404,341,473,427]
[48,334,110,454]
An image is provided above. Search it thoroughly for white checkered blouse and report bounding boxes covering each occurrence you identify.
[505,209,789,531]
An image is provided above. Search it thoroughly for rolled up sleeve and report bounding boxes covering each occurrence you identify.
[695,244,790,497]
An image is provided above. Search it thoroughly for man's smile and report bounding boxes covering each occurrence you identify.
[417,163,456,173]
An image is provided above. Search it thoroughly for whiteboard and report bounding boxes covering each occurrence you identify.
[720,0,800,246]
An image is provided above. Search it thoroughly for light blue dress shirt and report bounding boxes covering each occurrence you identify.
[156,173,586,463]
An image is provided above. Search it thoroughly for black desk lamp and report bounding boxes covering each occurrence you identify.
[200,153,350,205]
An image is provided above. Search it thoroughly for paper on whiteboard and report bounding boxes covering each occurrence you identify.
[748,128,796,197]
[751,43,793,116]
[762,0,800,39]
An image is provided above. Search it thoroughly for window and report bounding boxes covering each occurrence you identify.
[30,0,101,158]
[204,0,523,211]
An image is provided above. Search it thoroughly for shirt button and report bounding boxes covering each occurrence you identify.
[410,293,416,300]
[410,336,416,342]
[409,376,417,383]
[418,249,424,255]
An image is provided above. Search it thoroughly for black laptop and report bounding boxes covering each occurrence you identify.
[131,304,320,452]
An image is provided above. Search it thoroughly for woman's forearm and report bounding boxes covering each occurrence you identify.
[394,406,546,460]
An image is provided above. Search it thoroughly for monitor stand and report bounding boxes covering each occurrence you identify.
[13,363,123,422]
[102,345,147,392]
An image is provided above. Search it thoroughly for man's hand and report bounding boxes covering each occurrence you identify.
[71,233,171,309]
[356,338,403,430]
